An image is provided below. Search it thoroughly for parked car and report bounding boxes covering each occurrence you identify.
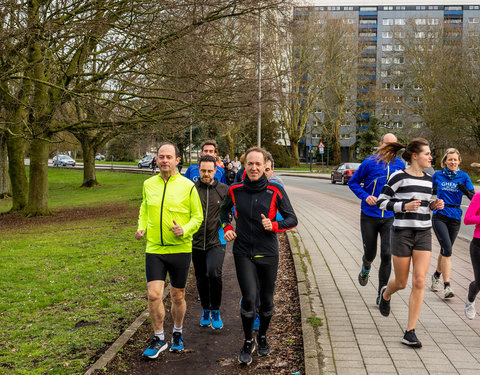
[331,163,361,185]
[138,155,153,169]
[53,155,76,167]
[95,154,105,161]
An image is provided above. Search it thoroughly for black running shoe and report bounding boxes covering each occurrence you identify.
[238,340,255,365]
[401,329,422,348]
[358,265,370,286]
[378,286,390,317]
[256,335,270,356]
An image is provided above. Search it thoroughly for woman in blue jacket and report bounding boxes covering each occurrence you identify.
[431,148,475,298]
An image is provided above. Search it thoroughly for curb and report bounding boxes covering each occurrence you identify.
[84,285,171,375]
[287,231,324,375]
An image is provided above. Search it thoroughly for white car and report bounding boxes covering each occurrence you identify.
[53,155,76,167]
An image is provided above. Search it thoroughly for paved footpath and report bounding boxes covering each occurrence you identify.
[286,184,480,375]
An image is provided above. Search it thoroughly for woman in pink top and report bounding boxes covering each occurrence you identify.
[464,191,480,319]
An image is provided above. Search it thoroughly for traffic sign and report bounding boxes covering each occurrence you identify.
[318,142,324,148]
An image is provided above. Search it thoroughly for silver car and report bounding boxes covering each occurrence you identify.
[53,155,76,167]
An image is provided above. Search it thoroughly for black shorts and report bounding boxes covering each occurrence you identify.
[391,229,432,258]
[145,252,192,288]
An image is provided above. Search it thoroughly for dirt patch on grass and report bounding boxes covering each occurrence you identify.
[0,204,138,231]
[91,233,304,375]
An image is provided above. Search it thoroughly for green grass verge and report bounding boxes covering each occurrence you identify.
[0,169,151,374]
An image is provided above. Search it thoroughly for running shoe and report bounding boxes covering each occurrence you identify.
[401,329,422,348]
[253,316,260,331]
[430,275,441,292]
[358,265,370,286]
[200,309,211,327]
[465,294,476,320]
[256,335,270,356]
[376,292,382,306]
[378,286,390,317]
[444,285,454,299]
[238,340,255,365]
[211,310,223,330]
[169,332,184,352]
[142,336,168,358]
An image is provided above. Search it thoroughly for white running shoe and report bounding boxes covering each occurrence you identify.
[431,275,441,292]
[444,285,454,299]
[465,295,476,320]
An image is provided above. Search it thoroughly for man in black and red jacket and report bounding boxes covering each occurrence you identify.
[220,147,297,365]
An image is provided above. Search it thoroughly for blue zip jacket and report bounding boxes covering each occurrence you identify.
[348,155,405,218]
[433,169,474,220]
[184,164,226,184]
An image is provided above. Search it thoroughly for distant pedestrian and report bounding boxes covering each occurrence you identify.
[464,189,480,320]
[225,162,236,185]
[232,155,241,173]
[136,143,203,358]
[220,147,297,365]
[192,155,229,330]
[430,148,474,299]
[234,153,246,182]
[376,138,444,348]
[348,133,404,304]
[184,140,226,184]
[151,156,157,175]
[178,157,184,174]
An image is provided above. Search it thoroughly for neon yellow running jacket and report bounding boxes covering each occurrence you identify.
[138,173,203,254]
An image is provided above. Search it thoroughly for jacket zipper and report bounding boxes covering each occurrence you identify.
[203,186,210,250]
[160,177,169,246]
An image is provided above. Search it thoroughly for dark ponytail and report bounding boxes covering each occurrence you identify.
[376,137,429,164]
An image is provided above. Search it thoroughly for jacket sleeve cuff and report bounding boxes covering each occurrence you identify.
[223,224,234,233]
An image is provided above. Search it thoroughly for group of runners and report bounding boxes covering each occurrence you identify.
[135,133,480,365]
[136,140,297,365]
[349,133,478,348]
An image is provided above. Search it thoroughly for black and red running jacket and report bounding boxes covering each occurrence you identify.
[220,173,297,257]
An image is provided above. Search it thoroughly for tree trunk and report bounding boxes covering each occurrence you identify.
[290,141,300,166]
[225,131,234,159]
[81,138,98,187]
[0,132,12,199]
[6,131,28,211]
[333,136,341,165]
[25,138,51,216]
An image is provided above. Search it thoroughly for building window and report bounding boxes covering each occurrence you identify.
[415,19,427,25]
[360,32,376,37]
[383,19,394,26]
[394,31,406,38]
[382,44,393,51]
[415,32,425,38]
[468,17,480,24]
[384,6,393,11]
[382,31,393,38]
[413,121,424,128]
[360,7,377,11]
[396,6,406,11]
[393,83,404,90]
[469,6,480,10]
[428,18,439,25]
[394,121,403,128]
[416,6,426,10]
[394,56,404,64]
[382,83,391,89]
[395,19,405,26]
[394,95,403,102]
[414,96,423,103]
[381,57,392,64]
[360,19,376,24]
[394,70,402,76]
[394,44,405,51]
[445,6,462,11]
[446,19,462,24]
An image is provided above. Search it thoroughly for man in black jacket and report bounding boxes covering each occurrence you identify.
[193,155,229,330]
[220,147,297,365]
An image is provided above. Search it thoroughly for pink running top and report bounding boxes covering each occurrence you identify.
[464,192,480,239]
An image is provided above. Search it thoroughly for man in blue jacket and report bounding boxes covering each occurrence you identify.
[348,133,405,305]
[184,140,226,184]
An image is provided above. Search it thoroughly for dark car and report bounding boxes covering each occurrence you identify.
[52,155,76,167]
[331,163,361,185]
[137,155,153,169]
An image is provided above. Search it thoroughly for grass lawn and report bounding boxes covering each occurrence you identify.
[0,169,151,374]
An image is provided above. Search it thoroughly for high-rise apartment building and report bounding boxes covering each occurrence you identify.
[295,2,480,161]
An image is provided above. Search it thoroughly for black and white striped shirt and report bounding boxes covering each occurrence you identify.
[377,169,433,230]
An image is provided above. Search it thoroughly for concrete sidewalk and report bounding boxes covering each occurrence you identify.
[287,185,480,375]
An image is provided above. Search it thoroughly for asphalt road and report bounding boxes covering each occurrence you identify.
[280,174,475,242]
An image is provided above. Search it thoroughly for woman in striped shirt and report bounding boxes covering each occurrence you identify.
[376,138,444,348]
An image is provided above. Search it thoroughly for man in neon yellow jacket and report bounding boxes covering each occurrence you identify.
[135,142,203,358]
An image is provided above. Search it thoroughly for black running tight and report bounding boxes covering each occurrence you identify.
[468,238,480,302]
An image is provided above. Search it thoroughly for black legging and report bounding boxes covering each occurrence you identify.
[468,238,480,302]
[432,216,460,257]
[360,212,393,293]
[234,254,278,340]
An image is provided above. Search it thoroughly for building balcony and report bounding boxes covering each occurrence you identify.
[359,36,377,42]
[359,11,378,16]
